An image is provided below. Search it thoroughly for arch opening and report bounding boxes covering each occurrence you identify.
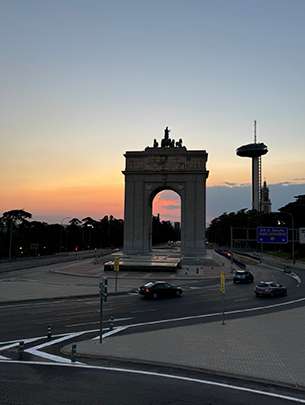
[151,190,181,249]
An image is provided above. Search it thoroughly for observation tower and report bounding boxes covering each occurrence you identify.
[236,121,268,211]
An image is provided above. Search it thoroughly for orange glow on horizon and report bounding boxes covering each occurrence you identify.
[1,180,125,221]
[153,193,181,223]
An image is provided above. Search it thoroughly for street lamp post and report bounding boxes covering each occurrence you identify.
[87,224,93,249]
[8,221,13,260]
[60,217,70,253]
[230,226,234,273]
[280,211,295,265]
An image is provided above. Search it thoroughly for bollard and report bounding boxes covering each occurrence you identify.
[109,316,114,331]
[47,324,52,339]
[71,344,77,362]
[18,341,24,360]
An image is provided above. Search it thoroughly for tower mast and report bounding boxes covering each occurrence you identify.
[236,121,268,211]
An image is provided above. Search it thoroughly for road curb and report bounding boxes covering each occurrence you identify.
[60,347,305,392]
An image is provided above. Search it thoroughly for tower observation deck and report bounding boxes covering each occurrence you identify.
[236,121,268,211]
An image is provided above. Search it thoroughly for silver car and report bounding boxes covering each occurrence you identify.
[254,281,287,297]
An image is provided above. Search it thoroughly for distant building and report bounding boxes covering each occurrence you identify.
[260,180,272,213]
[174,222,181,233]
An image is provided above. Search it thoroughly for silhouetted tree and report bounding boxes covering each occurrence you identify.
[279,195,305,256]
[152,214,179,245]
[66,218,82,251]
[1,209,32,258]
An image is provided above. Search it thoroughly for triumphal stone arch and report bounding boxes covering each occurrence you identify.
[122,128,209,255]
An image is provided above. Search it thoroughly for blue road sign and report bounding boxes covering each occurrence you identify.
[257,227,288,244]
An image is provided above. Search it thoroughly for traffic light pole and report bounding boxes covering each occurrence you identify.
[99,277,107,343]
[100,296,103,343]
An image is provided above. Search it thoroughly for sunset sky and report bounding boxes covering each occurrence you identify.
[1,0,304,225]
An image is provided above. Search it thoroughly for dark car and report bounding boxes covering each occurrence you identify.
[254,281,287,297]
[139,281,183,299]
[233,270,254,283]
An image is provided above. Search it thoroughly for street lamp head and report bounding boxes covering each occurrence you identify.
[61,216,70,225]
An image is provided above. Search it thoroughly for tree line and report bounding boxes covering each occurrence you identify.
[206,194,305,259]
[2,195,303,260]
[0,210,180,259]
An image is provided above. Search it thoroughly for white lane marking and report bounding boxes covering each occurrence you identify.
[131,309,156,313]
[226,296,305,315]
[0,355,9,360]
[0,360,304,403]
[26,348,82,364]
[92,326,130,339]
[58,310,97,316]
[0,337,42,350]
[0,338,76,363]
[291,272,301,283]
[234,298,250,302]
[65,321,100,327]
[65,317,134,328]
[111,317,134,322]
[0,329,100,346]
[25,331,87,363]
[28,331,86,351]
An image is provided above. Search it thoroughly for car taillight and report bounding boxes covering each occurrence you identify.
[264,287,270,290]
[146,289,149,292]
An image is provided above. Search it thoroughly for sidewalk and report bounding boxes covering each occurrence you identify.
[1,255,305,391]
[62,305,305,390]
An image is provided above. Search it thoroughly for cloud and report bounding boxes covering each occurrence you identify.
[222,182,250,188]
[206,182,305,222]
[154,198,180,215]
[163,204,180,210]
[152,192,181,222]
[275,182,295,187]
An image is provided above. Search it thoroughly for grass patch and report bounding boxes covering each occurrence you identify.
[265,251,291,260]
[264,251,305,262]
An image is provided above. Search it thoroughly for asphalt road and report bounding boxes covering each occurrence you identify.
[1,362,304,405]
[0,248,112,273]
[1,264,301,342]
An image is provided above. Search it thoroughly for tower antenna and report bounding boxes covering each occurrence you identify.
[254,120,257,143]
